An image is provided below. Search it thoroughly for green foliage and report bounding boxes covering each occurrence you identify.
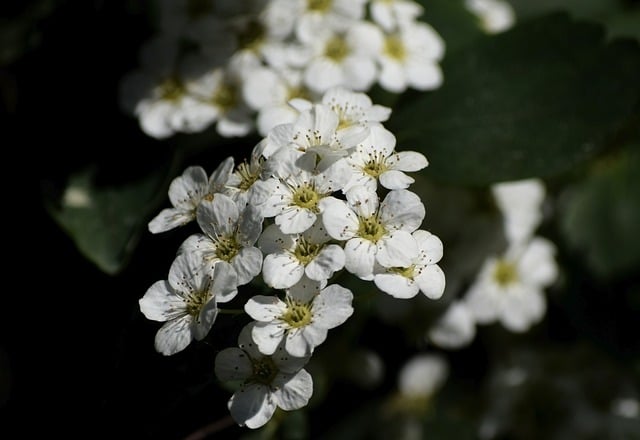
[389,12,640,185]
[47,167,168,275]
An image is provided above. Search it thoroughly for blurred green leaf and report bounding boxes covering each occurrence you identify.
[389,12,640,185]
[419,0,485,53]
[559,145,640,279]
[47,167,167,275]
[604,7,640,42]
[508,0,620,21]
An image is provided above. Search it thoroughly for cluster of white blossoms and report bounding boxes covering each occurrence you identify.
[427,178,559,349]
[139,86,446,428]
[119,0,444,139]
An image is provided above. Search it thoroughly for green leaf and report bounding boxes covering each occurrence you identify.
[508,0,619,21]
[418,0,485,53]
[389,12,640,186]
[47,167,167,275]
[559,145,640,279]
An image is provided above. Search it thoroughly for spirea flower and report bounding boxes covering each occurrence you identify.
[139,252,237,355]
[215,323,313,429]
[245,279,354,357]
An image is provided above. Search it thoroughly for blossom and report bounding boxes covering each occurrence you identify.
[373,229,445,299]
[295,0,367,44]
[215,323,313,429]
[369,0,424,32]
[180,193,263,286]
[464,0,515,34]
[320,185,425,280]
[245,279,354,356]
[139,252,237,355]
[464,237,558,332]
[148,159,234,233]
[398,354,448,400]
[427,300,477,349]
[345,124,428,192]
[258,221,345,288]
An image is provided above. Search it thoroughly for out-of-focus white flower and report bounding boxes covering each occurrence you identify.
[465,0,515,34]
[427,300,477,349]
[491,178,546,245]
[245,279,354,356]
[215,323,313,429]
[398,354,448,399]
[464,237,558,332]
[369,0,424,32]
[373,229,445,299]
[139,252,237,355]
[295,0,367,44]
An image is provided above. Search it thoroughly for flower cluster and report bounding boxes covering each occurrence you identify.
[139,86,445,428]
[119,0,444,139]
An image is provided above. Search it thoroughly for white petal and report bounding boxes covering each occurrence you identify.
[168,166,209,209]
[464,282,501,324]
[342,56,377,91]
[319,197,359,240]
[211,262,239,303]
[148,208,194,233]
[193,300,218,340]
[379,170,414,190]
[414,230,444,264]
[500,286,546,332]
[232,246,263,286]
[272,369,313,411]
[304,58,343,94]
[376,230,419,268]
[398,354,448,397]
[276,207,317,235]
[263,253,304,289]
[305,245,345,281]
[345,185,379,217]
[344,238,376,280]
[139,280,185,322]
[416,264,446,299]
[258,224,295,254]
[214,347,254,381]
[237,204,264,245]
[311,284,354,328]
[518,238,558,287]
[428,301,476,349]
[379,189,425,231]
[287,277,324,304]
[285,330,316,357]
[378,61,407,93]
[374,273,420,299]
[139,101,175,139]
[405,60,443,91]
[392,151,428,172]
[229,383,276,429]
[252,322,286,356]
[197,194,239,237]
[168,251,208,295]
[154,316,193,356]
[245,295,287,322]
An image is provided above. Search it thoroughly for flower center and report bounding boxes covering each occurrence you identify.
[292,184,321,212]
[251,357,279,385]
[235,160,261,191]
[389,265,416,279]
[308,0,332,12]
[185,289,210,317]
[493,259,518,287]
[212,83,237,110]
[358,215,386,242]
[281,297,313,328]
[215,235,240,262]
[363,153,388,177]
[158,77,185,102]
[324,35,349,62]
[384,35,407,61]
[293,237,322,265]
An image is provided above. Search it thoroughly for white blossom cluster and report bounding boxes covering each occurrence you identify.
[119,0,444,139]
[427,178,559,349]
[139,86,446,428]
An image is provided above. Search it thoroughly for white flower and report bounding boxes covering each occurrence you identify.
[369,0,424,32]
[464,237,558,332]
[464,0,515,34]
[148,159,234,233]
[320,186,425,280]
[345,124,428,192]
[398,354,448,399]
[245,279,354,356]
[303,21,381,94]
[261,148,351,234]
[427,300,477,349]
[180,194,263,286]
[263,103,369,171]
[259,221,345,288]
[139,252,237,356]
[295,0,367,44]
[215,323,313,429]
[491,178,546,245]
[224,140,273,208]
[373,229,445,299]
[375,21,445,93]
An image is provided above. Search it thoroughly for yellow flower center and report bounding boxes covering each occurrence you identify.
[363,153,388,177]
[185,289,210,317]
[389,265,416,279]
[493,259,518,287]
[212,83,237,110]
[251,357,279,385]
[358,215,386,242]
[292,184,321,212]
[215,235,240,262]
[324,36,349,62]
[308,0,332,12]
[293,237,322,266]
[235,160,261,191]
[384,35,407,61]
[158,77,185,102]
[281,297,313,328]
